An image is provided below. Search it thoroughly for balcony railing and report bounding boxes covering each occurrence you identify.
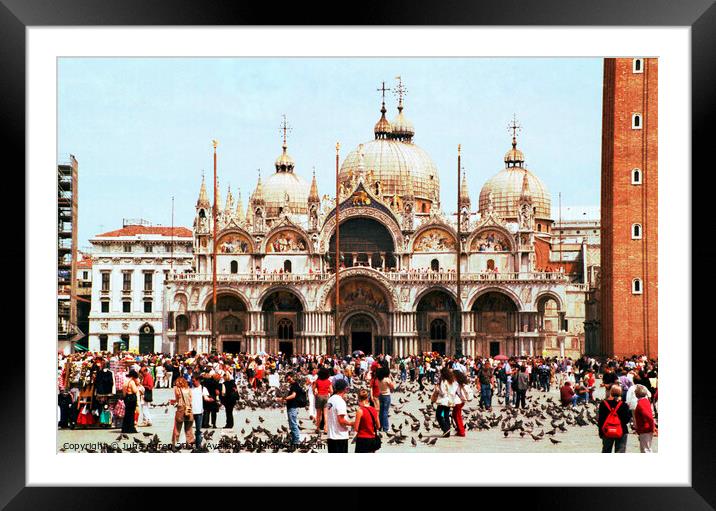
[167,270,573,284]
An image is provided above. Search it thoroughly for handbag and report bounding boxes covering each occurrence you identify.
[174,389,192,422]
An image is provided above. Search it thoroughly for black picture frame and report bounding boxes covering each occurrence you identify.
[3,0,710,508]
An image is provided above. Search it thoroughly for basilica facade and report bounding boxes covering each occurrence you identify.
[163,83,590,359]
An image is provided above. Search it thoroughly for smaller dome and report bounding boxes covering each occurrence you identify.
[274,146,295,172]
[374,116,393,137]
[504,137,524,166]
[391,111,414,141]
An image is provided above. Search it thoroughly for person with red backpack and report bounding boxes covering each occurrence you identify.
[597,384,633,453]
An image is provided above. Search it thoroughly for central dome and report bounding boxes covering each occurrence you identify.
[340,139,439,203]
[263,171,310,217]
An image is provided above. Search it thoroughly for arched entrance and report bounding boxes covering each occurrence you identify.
[417,289,458,356]
[139,323,154,354]
[206,293,248,353]
[328,217,396,270]
[347,313,375,354]
[471,291,519,357]
[262,289,304,355]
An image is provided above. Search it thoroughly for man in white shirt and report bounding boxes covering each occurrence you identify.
[190,374,211,449]
[325,379,354,453]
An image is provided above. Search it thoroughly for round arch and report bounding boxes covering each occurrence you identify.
[201,289,250,312]
[262,226,312,254]
[317,208,404,254]
[410,223,458,253]
[466,225,516,253]
[414,286,458,310]
[340,308,385,337]
[258,286,307,312]
[535,291,565,312]
[467,286,523,311]
[216,228,255,254]
[317,269,397,312]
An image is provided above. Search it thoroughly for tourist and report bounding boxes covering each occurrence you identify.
[312,367,332,433]
[633,385,656,453]
[121,369,140,434]
[202,372,221,429]
[453,370,472,437]
[560,380,576,406]
[306,367,318,421]
[139,365,154,427]
[171,376,195,447]
[221,372,238,429]
[353,389,380,453]
[433,366,460,437]
[477,361,494,411]
[597,384,632,453]
[325,379,354,453]
[279,372,305,445]
[515,365,529,409]
[376,365,395,432]
[190,374,209,448]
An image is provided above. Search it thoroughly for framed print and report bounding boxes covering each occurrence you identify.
[3,0,712,507]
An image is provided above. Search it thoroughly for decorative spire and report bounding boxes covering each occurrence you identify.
[196,170,210,208]
[275,115,295,173]
[236,188,245,222]
[252,169,264,204]
[520,169,532,200]
[459,167,471,207]
[374,81,393,139]
[224,185,234,215]
[391,76,414,142]
[308,167,320,203]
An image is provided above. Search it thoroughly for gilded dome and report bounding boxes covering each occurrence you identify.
[391,111,414,141]
[479,166,551,221]
[340,138,440,203]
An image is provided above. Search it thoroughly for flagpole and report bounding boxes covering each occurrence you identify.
[456,144,463,358]
[211,140,218,354]
[334,142,341,357]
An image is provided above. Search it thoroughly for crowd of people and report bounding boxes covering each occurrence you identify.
[58,350,657,454]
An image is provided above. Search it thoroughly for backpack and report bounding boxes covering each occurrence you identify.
[602,401,624,439]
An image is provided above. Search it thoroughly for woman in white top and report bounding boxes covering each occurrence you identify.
[432,367,461,437]
[306,367,318,420]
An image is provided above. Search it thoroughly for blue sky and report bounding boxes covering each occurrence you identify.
[58,58,603,248]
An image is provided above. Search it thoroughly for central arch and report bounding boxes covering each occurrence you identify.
[471,290,519,357]
[261,288,304,355]
[417,289,458,355]
[327,217,396,270]
[341,311,380,355]
[205,292,248,353]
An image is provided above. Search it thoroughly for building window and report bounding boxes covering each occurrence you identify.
[632,168,642,184]
[632,113,642,129]
[230,261,238,274]
[632,223,642,239]
[430,319,448,340]
[430,259,440,272]
[122,271,132,291]
[277,318,294,339]
[633,58,643,73]
[144,300,153,313]
[283,260,292,273]
[101,271,110,291]
[99,335,108,351]
[124,245,132,253]
[632,278,643,295]
[122,301,131,313]
[101,301,109,313]
[144,272,153,291]
[537,223,542,232]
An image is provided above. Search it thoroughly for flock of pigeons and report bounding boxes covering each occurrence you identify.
[65,374,601,453]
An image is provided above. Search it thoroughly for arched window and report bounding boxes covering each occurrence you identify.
[219,315,243,334]
[633,58,643,73]
[431,259,440,272]
[632,113,642,129]
[537,223,542,232]
[277,318,294,339]
[486,259,495,271]
[632,278,643,295]
[632,223,642,239]
[230,260,238,274]
[632,168,642,184]
[430,319,448,340]
[283,260,292,273]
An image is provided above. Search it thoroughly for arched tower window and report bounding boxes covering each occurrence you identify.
[283,260,292,273]
[632,223,642,239]
[633,58,643,73]
[632,278,643,294]
[230,261,238,274]
[632,113,642,129]
[431,259,440,272]
[632,168,642,184]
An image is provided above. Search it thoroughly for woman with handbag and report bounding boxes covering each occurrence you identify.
[432,367,461,437]
[353,389,381,453]
[170,377,195,446]
[220,371,238,429]
[453,370,472,437]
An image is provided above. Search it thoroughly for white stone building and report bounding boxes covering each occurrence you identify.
[88,221,193,353]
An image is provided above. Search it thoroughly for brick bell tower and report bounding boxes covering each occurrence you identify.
[600,57,658,359]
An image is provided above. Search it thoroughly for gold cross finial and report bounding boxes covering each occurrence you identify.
[394,76,407,109]
[377,81,391,103]
[280,114,292,149]
[508,114,522,140]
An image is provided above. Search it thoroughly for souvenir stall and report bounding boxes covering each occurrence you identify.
[61,356,120,429]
